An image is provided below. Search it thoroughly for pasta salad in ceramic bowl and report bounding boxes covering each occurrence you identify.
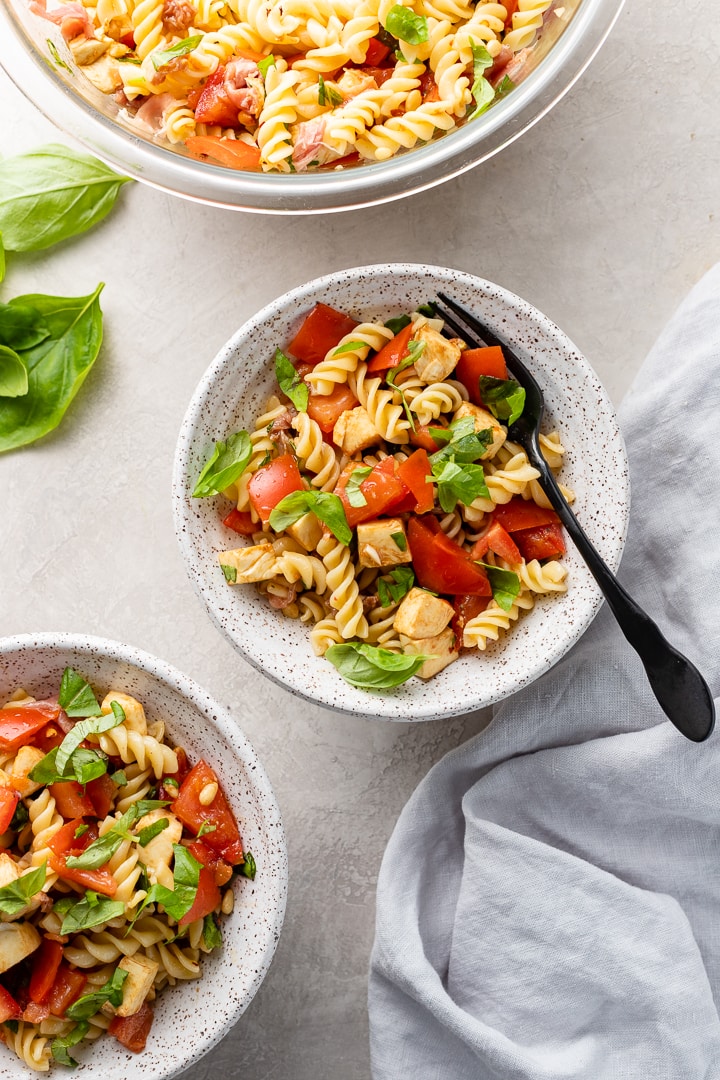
[173,263,630,720]
[0,635,287,1077]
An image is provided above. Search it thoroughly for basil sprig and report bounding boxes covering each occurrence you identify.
[0,300,49,350]
[275,348,308,411]
[377,567,414,608]
[0,145,131,253]
[269,490,351,545]
[66,968,128,1021]
[325,643,433,689]
[239,851,256,880]
[384,314,411,335]
[346,466,372,508]
[65,800,171,870]
[429,416,493,465]
[30,745,110,787]
[478,563,521,612]
[258,54,276,78]
[468,40,495,120]
[193,430,253,498]
[202,913,223,950]
[386,339,425,431]
[51,1022,89,1067]
[0,864,46,916]
[130,844,203,925]
[384,5,428,44]
[430,458,490,513]
[58,666,102,717]
[55,699,125,776]
[151,34,202,70]
[138,817,170,847]
[478,375,526,426]
[56,891,126,934]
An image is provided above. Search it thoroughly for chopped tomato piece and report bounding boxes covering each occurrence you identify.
[23,1001,50,1024]
[29,938,64,1005]
[452,593,492,640]
[48,853,117,896]
[188,67,238,127]
[222,508,256,535]
[335,457,410,528]
[470,521,522,566]
[397,449,434,514]
[47,818,96,858]
[48,781,94,820]
[513,522,566,562]
[455,346,509,405]
[319,151,362,168]
[288,304,359,366]
[48,965,87,1017]
[492,497,560,533]
[366,322,414,374]
[248,454,305,524]
[109,1002,154,1053]
[409,421,447,453]
[418,70,441,102]
[87,773,117,819]
[119,32,135,47]
[0,986,21,1024]
[173,760,244,864]
[307,384,359,433]
[179,866,221,927]
[0,788,19,833]
[33,723,65,754]
[407,517,492,596]
[364,36,391,65]
[187,840,234,886]
[185,136,262,171]
[356,65,395,86]
[503,0,518,26]
[0,701,60,753]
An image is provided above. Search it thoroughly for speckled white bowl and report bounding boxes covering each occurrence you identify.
[0,634,287,1080]
[173,263,630,721]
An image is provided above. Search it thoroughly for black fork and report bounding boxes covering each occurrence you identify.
[432,291,715,743]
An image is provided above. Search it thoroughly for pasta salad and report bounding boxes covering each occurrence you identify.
[0,670,253,1071]
[30,0,555,172]
[194,301,574,690]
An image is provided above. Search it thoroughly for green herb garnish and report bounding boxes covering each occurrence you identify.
[377,567,414,608]
[51,1022,89,1067]
[239,851,256,880]
[429,458,490,513]
[390,531,407,551]
[0,864,46,916]
[346,466,372,508]
[66,968,127,1021]
[202,913,223,949]
[325,643,432,689]
[384,5,428,44]
[58,892,126,935]
[58,666,102,717]
[478,375,525,426]
[275,348,308,411]
[468,40,495,120]
[151,35,202,70]
[193,430,253,498]
[137,818,169,846]
[478,563,521,612]
[269,490,351,545]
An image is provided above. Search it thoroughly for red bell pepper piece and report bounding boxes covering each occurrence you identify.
[513,522,566,562]
[491,496,560,534]
[407,517,492,596]
[248,454,305,524]
[366,322,414,374]
[29,938,64,1005]
[173,761,244,864]
[0,985,21,1023]
[455,346,509,405]
[222,508,256,536]
[288,304,359,366]
[307,384,359,434]
[109,1002,154,1053]
[48,965,87,1017]
[0,788,19,833]
[0,701,60,753]
[397,449,434,514]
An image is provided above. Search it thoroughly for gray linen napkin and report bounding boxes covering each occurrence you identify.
[369,265,720,1079]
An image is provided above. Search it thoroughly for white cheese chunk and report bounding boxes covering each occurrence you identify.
[218,544,277,584]
[453,401,506,460]
[0,922,41,973]
[116,954,160,1017]
[401,627,459,679]
[393,588,454,638]
[413,326,462,383]
[357,519,412,569]
[333,407,381,455]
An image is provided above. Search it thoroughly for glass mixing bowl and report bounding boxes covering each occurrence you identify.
[0,0,625,213]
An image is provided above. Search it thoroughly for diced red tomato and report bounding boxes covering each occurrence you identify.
[0,701,61,753]
[33,723,66,754]
[49,781,94,820]
[0,788,19,834]
[87,773,117,820]
[0,986,21,1024]
[47,818,96,858]
[188,67,239,127]
[356,66,395,86]
[248,454,305,524]
[491,497,560,534]
[470,521,522,566]
[185,136,262,171]
[109,1002,154,1053]
[418,69,441,102]
[47,965,87,1017]
[173,761,244,864]
[397,449,434,514]
[452,593,492,641]
[179,866,221,927]
[513,522,566,562]
[455,346,509,405]
[408,422,446,453]
[319,151,362,169]
[335,457,410,528]
[288,304,359,366]
[503,0,518,27]
[187,840,234,886]
[29,938,64,1005]
[23,1001,50,1024]
[366,323,414,374]
[307,384,359,434]
[222,508,256,535]
[119,32,135,47]
[407,517,492,596]
[364,36,391,65]
[48,853,117,896]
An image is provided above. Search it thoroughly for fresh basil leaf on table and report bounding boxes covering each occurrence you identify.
[325,643,433,689]
[193,430,253,498]
[0,346,28,398]
[0,286,104,453]
[0,300,50,350]
[0,234,4,283]
[0,145,131,253]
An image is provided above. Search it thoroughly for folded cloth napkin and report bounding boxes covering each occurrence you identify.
[369,265,720,1080]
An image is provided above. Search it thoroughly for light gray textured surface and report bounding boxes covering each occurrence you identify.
[0,1,718,1076]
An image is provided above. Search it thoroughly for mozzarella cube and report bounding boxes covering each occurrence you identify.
[286,512,323,552]
[116,954,160,1017]
[218,543,277,584]
[0,854,19,891]
[357,519,412,569]
[136,810,183,889]
[333,407,381,455]
[413,326,462,383]
[68,35,109,66]
[393,588,454,638]
[453,401,506,460]
[0,922,41,973]
[401,627,458,679]
[337,68,377,98]
[101,692,147,734]
[9,746,46,797]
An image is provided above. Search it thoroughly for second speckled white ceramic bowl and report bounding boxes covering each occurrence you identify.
[0,634,287,1080]
[173,263,630,721]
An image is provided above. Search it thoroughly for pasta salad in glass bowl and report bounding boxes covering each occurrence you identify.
[174,263,630,720]
[0,635,287,1079]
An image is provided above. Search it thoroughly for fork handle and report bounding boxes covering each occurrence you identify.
[527,450,715,742]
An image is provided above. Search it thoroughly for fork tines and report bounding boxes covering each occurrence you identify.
[433,292,505,353]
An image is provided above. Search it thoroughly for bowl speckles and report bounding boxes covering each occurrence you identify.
[0,634,287,1080]
[173,264,630,721]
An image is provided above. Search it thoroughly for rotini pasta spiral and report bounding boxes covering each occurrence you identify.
[317,533,368,639]
[292,412,341,489]
[90,723,178,778]
[463,590,535,649]
[304,324,393,396]
[349,363,410,443]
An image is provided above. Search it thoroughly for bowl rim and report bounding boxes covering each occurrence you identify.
[0,631,288,1080]
[0,0,626,213]
[172,261,631,722]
